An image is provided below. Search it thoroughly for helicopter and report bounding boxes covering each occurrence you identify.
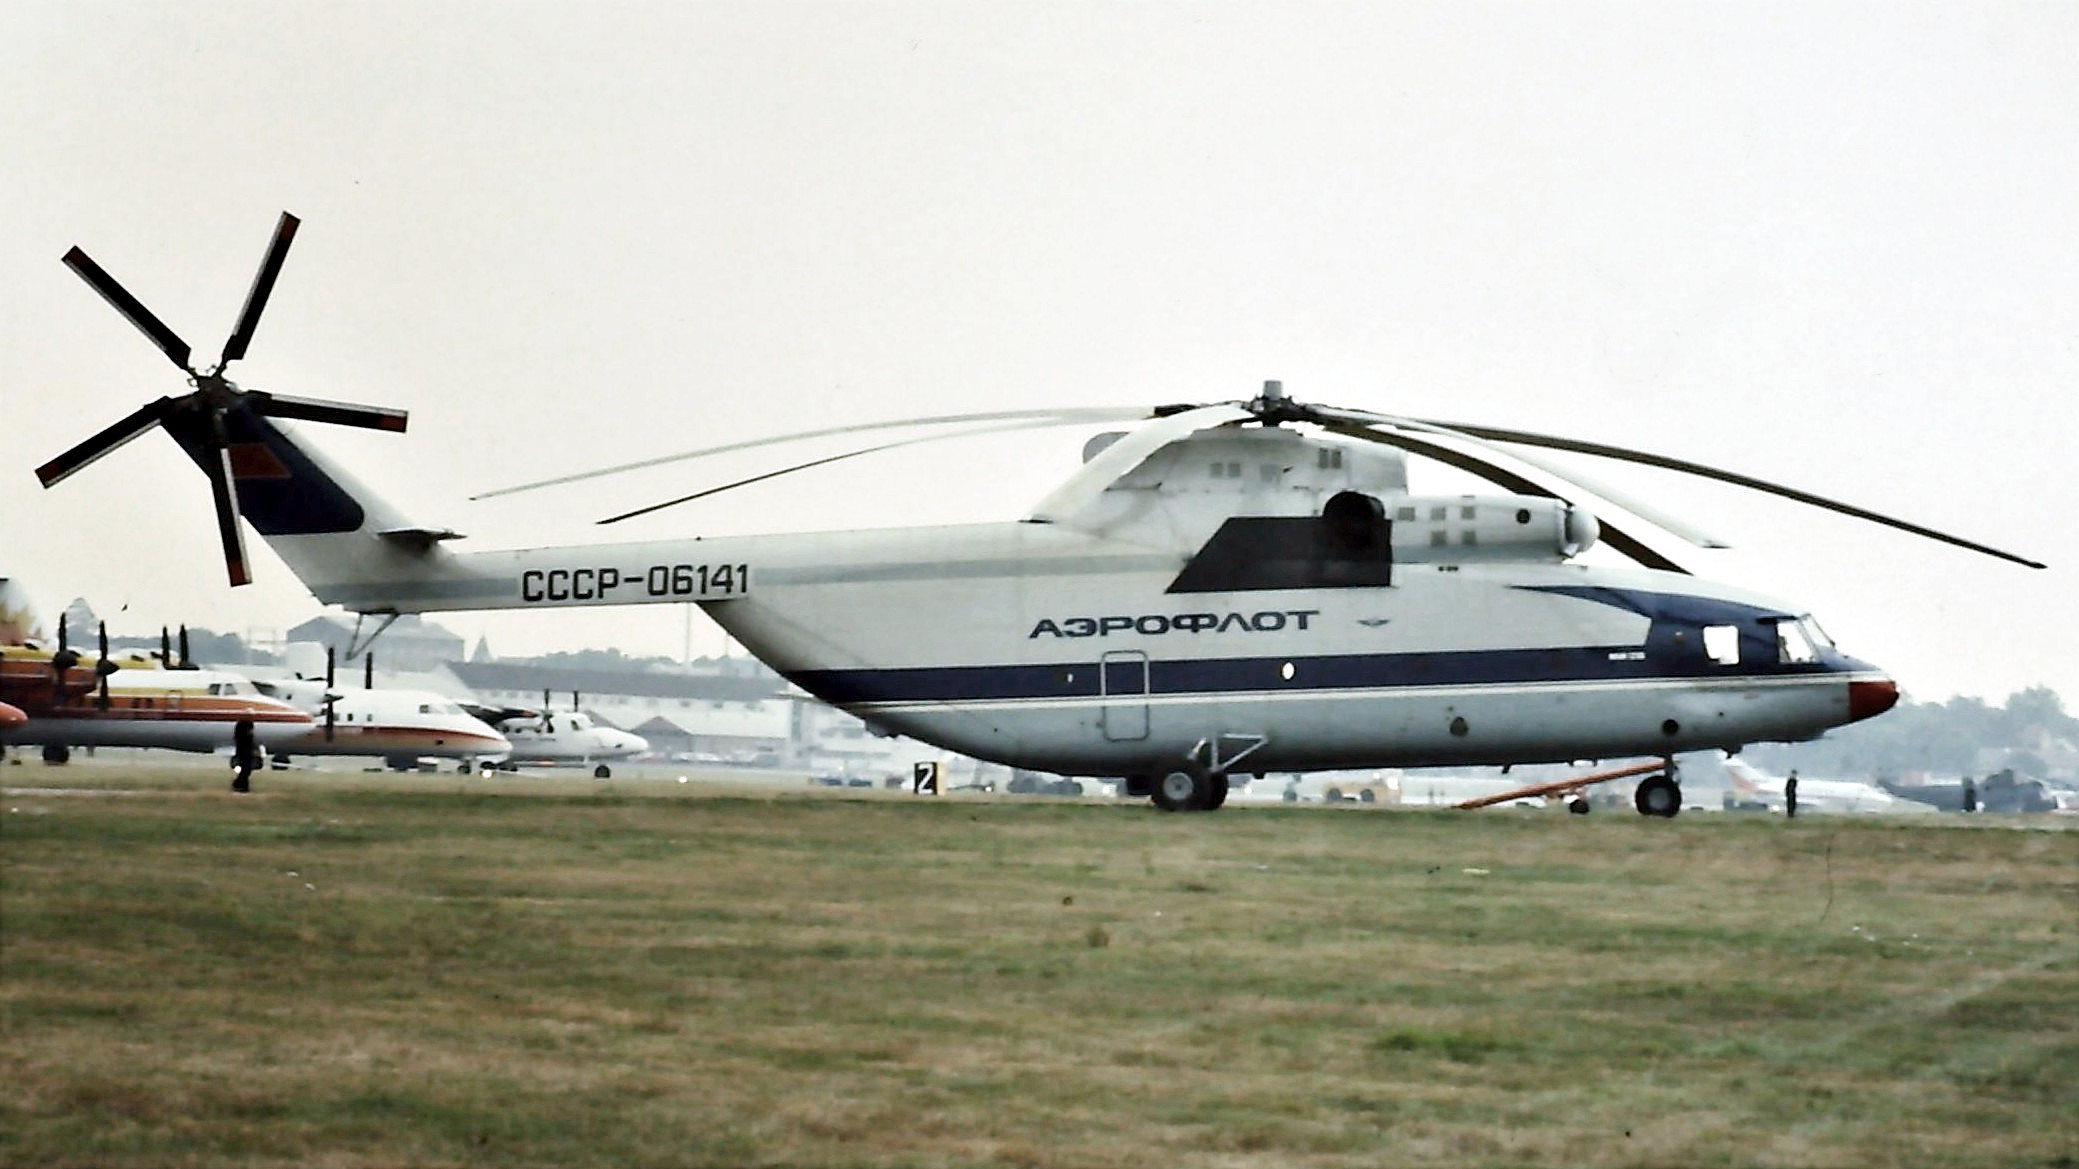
[37,214,2045,813]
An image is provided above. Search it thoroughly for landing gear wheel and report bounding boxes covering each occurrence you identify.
[1152,766,1216,812]
[1568,796,1591,815]
[1205,772,1230,810]
[1634,773,1681,818]
[42,743,68,765]
[594,764,612,779]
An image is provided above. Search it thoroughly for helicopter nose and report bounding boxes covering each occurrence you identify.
[1848,678,1899,723]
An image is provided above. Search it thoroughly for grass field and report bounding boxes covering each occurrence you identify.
[3,761,2074,1168]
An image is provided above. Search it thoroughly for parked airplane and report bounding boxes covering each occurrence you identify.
[39,214,2045,812]
[1721,756,1934,815]
[0,640,313,762]
[470,694,647,778]
[252,648,510,771]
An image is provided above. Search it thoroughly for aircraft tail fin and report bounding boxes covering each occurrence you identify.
[1721,756,1774,799]
[159,407,455,611]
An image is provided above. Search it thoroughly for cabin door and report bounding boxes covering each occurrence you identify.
[1100,650,1150,742]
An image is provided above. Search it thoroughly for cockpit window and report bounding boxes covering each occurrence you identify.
[1776,620,1818,664]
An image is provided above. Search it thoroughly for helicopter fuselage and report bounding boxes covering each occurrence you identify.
[278,514,1891,782]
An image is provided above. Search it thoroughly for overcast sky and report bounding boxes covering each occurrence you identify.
[4,2,2072,706]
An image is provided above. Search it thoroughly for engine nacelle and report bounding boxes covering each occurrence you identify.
[1388,494,1598,562]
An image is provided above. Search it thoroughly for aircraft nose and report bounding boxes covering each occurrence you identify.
[1848,678,1899,723]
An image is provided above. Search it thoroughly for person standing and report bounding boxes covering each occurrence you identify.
[1784,770,1799,819]
[231,718,257,793]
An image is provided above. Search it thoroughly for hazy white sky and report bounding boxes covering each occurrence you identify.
[4,2,2073,704]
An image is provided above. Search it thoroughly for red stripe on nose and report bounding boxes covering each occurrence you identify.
[1849,678,1899,722]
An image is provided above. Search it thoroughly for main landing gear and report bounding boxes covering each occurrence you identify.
[1150,763,1229,812]
[1633,758,1683,818]
[1139,736,1266,812]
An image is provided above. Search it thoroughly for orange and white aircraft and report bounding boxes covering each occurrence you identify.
[0,637,313,763]
[257,679,510,771]
[246,645,511,770]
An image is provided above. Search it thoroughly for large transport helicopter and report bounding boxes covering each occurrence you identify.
[38,215,2045,813]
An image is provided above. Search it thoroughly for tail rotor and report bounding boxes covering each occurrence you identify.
[39,213,410,586]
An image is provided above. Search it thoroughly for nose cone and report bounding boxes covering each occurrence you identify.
[1849,678,1900,723]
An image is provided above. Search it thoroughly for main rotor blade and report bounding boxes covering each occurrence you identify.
[221,211,300,364]
[248,390,409,432]
[35,398,177,487]
[202,444,252,587]
[1411,419,2046,570]
[478,407,1150,501]
[62,247,193,371]
[1026,403,1253,524]
[1321,420,1692,574]
[596,417,1096,525]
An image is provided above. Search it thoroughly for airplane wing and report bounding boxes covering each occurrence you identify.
[1452,760,1666,810]
[460,701,538,727]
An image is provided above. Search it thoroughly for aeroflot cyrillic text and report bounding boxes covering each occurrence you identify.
[1029,610,1320,639]
[520,562,749,603]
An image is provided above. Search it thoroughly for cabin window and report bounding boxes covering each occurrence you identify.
[1703,624,1740,666]
[1460,505,1477,521]
[1316,448,1343,470]
[1429,505,1447,522]
[1397,506,1417,522]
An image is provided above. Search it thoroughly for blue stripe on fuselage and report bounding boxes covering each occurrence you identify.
[784,645,1839,707]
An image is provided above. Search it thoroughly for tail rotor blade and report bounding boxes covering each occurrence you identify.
[248,390,408,433]
[221,211,299,365]
[179,625,191,669]
[363,654,373,691]
[324,646,336,741]
[36,399,176,488]
[202,445,252,587]
[62,247,194,371]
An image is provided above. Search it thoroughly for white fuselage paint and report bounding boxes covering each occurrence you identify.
[258,678,512,760]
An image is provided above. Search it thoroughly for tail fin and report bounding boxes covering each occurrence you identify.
[1721,756,1769,797]
[162,407,457,610]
